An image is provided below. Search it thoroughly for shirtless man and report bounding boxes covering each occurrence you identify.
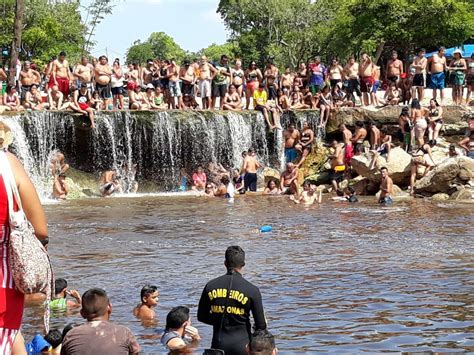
[386,50,404,84]
[359,53,374,106]
[48,85,67,110]
[168,60,183,109]
[410,48,427,101]
[344,56,360,103]
[367,120,380,149]
[95,55,112,110]
[141,59,155,86]
[74,56,94,92]
[19,61,41,100]
[198,56,217,109]
[242,148,262,192]
[351,121,367,154]
[99,170,122,197]
[339,123,354,169]
[50,51,72,98]
[280,68,293,96]
[429,47,447,102]
[278,89,291,111]
[329,140,345,193]
[369,127,393,169]
[379,167,393,204]
[179,60,196,97]
[283,123,300,163]
[280,163,299,195]
[264,59,279,100]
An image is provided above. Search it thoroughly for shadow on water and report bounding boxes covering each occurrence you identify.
[22,196,474,353]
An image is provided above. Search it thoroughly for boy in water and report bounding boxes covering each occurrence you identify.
[49,278,81,311]
[133,285,159,320]
[161,306,201,350]
[379,167,393,204]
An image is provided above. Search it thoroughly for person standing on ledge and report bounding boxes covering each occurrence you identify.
[198,246,267,355]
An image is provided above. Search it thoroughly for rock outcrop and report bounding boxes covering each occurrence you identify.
[351,147,412,185]
[415,156,474,195]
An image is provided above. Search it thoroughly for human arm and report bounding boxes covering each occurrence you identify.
[66,289,81,307]
[250,288,267,331]
[458,137,470,154]
[52,61,58,84]
[197,286,213,325]
[7,153,48,240]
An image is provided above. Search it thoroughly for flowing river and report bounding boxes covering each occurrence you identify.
[21,195,473,353]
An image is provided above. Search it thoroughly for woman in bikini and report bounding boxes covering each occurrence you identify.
[23,84,48,111]
[427,99,443,143]
[318,85,333,128]
[411,98,429,147]
[223,84,242,111]
[290,86,308,109]
[244,61,262,109]
[447,50,467,105]
[3,85,24,111]
[231,60,245,98]
[410,139,436,194]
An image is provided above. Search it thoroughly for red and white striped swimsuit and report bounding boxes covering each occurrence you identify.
[0,175,23,354]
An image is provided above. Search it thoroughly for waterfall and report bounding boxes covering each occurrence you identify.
[1,110,321,195]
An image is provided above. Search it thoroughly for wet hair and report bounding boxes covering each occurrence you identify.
[430,99,440,107]
[266,180,276,188]
[44,329,62,349]
[411,98,421,110]
[140,285,158,302]
[221,175,230,185]
[241,151,247,157]
[81,288,109,320]
[54,278,68,295]
[165,306,190,330]
[62,323,78,339]
[355,121,364,128]
[225,245,245,270]
[249,329,275,355]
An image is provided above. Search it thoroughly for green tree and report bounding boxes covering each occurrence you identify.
[83,0,116,53]
[125,32,186,64]
[0,0,87,66]
[193,42,239,62]
[331,0,474,62]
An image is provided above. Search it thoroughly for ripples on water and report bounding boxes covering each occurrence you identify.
[22,196,474,353]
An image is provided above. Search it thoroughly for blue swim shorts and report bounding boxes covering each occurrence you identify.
[429,72,445,90]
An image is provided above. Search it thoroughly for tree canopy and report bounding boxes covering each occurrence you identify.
[0,0,87,66]
[126,32,186,64]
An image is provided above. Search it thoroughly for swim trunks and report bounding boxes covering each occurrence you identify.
[96,82,112,100]
[330,79,341,88]
[379,196,393,205]
[360,76,374,93]
[344,144,354,164]
[111,86,123,96]
[212,83,228,98]
[371,80,381,93]
[285,148,298,163]
[331,165,345,183]
[199,79,212,98]
[430,72,445,90]
[244,173,257,192]
[78,102,89,111]
[54,77,70,98]
[169,81,181,97]
[412,73,425,87]
[452,71,465,86]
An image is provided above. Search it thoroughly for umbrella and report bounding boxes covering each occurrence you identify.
[426,45,474,58]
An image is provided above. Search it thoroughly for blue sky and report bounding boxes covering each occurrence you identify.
[82,0,228,60]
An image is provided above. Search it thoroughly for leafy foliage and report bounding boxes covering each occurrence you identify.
[126,32,186,64]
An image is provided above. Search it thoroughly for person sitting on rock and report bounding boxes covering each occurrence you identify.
[369,127,393,169]
[280,163,299,195]
[459,117,474,158]
[409,139,436,195]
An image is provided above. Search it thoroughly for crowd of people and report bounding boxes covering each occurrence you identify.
[1,47,473,130]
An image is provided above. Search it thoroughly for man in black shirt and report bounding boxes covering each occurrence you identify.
[197,246,267,355]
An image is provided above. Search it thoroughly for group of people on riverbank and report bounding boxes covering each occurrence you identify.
[1,47,473,130]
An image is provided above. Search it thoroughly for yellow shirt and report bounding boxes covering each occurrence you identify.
[253,90,267,107]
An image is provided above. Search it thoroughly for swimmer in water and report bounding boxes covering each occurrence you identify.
[99,170,122,197]
[52,172,68,200]
[291,183,321,205]
[49,278,81,311]
[204,183,215,197]
[133,285,159,321]
[379,166,393,204]
[262,180,281,195]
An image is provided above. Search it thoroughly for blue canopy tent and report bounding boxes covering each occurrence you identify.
[426,45,474,58]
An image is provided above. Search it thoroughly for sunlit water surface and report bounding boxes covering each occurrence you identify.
[22,196,474,353]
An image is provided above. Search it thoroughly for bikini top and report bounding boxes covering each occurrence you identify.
[248,71,258,81]
[417,145,429,155]
[301,130,311,142]
[233,71,243,78]
[430,108,439,117]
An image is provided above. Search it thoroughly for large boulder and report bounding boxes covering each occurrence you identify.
[449,188,473,201]
[262,167,281,188]
[415,157,474,195]
[351,147,412,185]
[432,193,450,201]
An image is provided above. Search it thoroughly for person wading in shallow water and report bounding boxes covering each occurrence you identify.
[198,246,267,355]
[379,166,393,205]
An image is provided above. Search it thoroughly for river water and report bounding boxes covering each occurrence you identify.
[22,195,474,353]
